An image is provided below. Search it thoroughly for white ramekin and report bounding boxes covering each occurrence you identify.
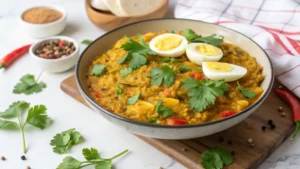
[20,5,67,38]
[29,36,80,73]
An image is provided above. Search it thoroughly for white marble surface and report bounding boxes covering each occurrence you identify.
[0,0,300,169]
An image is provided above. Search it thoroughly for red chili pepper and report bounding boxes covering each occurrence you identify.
[59,41,65,47]
[274,88,300,140]
[168,118,188,125]
[164,88,171,97]
[94,92,101,98]
[219,110,236,118]
[0,44,31,69]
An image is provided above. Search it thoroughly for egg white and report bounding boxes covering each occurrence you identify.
[149,33,188,57]
[202,62,247,82]
[186,43,223,66]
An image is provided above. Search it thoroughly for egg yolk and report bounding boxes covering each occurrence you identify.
[155,35,182,51]
[206,62,233,72]
[196,44,220,56]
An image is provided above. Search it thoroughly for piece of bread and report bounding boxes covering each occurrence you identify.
[104,0,126,16]
[117,0,162,16]
[91,0,110,11]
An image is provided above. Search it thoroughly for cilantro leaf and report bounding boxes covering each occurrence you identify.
[155,100,176,118]
[150,66,176,88]
[237,82,255,99]
[56,156,82,169]
[182,29,224,47]
[82,148,101,161]
[158,58,184,64]
[95,162,112,169]
[182,79,228,112]
[116,86,123,95]
[50,128,83,154]
[177,65,192,73]
[0,119,18,129]
[129,53,147,69]
[13,74,46,95]
[128,93,141,105]
[81,39,93,45]
[117,53,130,64]
[138,34,148,47]
[91,64,106,76]
[25,105,52,129]
[120,67,133,78]
[148,118,159,124]
[200,147,233,169]
[0,101,29,118]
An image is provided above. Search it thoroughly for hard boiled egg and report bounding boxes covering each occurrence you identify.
[202,62,247,82]
[149,33,188,57]
[186,43,223,65]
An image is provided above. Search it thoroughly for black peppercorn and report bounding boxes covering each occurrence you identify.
[268,119,273,125]
[21,155,26,160]
[262,126,266,131]
[271,124,276,129]
[227,140,232,145]
[230,151,236,155]
[219,137,224,142]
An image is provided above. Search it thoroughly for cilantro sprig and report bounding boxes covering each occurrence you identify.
[81,39,93,45]
[117,35,157,70]
[182,78,228,112]
[91,64,106,76]
[50,128,84,154]
[128,93,141,105]
[177,65,192,73]
[57,148,128,169]
[0,101,51,153]
[155,100,176,118]
[13,74,46,95]
[150,66,176,88]
[182,29,224,47]
[201,147,233,169]
[120,67,133,78]
[237,82,255,99]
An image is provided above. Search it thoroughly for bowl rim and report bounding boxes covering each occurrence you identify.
[76,18,274,129]
[29,36,79,62]
[20,5,66,27]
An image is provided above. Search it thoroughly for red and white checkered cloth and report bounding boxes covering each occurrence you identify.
[175,0,300,97]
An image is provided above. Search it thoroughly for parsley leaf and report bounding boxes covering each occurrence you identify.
[150,66,176,88]
[0,102,52,153]
[182,79,228,112]
[182,29,224,47]
[91,64,106,76]
[237,82,255,99]
[13,74,46,95]
[200,147,233,169]
[158,58,184,64]
[50,128,84,154]
[81,39,93,45]
[117,35,156,69]
[116,86,123,95]
[128,93,141,105]
[177,65,192,73]
[56,148,128,169]
[120,67,133,78]
[0,101,29,118]
[155,100,176,118]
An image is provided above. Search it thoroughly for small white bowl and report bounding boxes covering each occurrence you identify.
[20,5,67,38]
[30,36,80,73]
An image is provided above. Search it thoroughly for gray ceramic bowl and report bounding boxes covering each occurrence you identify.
[76,19,274,139]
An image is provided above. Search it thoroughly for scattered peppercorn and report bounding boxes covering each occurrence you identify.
[278,106,284,112]
[26,166,31,169]
[247,138,253,143]
[230,151,236,156]
[181,148,187,152]
[219,137,224,142]
[227,140,232,145]
[281,112,287,117]
[262,126,266,131]
[250,143,255,148]
[0,156,6,161]
[21,155,26,160]
[271,124,276,129]
[34,39,76,59]
[268,119,273,125]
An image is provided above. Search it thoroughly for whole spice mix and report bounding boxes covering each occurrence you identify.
[22,7,62,24]
[34,39,76,59]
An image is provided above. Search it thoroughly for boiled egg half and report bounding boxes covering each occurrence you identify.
[186,43,223,65]
[149,33,188,57]
[202,62,247,82]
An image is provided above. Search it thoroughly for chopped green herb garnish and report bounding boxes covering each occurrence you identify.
[116,86,123,95]
[81,39,93,45]
[128,93,141,105]
[158,57,184,64]
[177,65,192,73]
[13,74,46,95]
[91,64,106,76]
[148,118,159,124]
[56,148,128,169]
[197,67,203,73]
[201,147,233,169]
[150,66,176,88]
[120,67,133,78]
[182,29,224,47]
[182,78,228,112]
[50,128,84,154]
[170,30,175,34]
[237,82,255,99]
[155,100,176,118]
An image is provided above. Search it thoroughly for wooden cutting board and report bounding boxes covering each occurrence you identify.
[61,75,295,169]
